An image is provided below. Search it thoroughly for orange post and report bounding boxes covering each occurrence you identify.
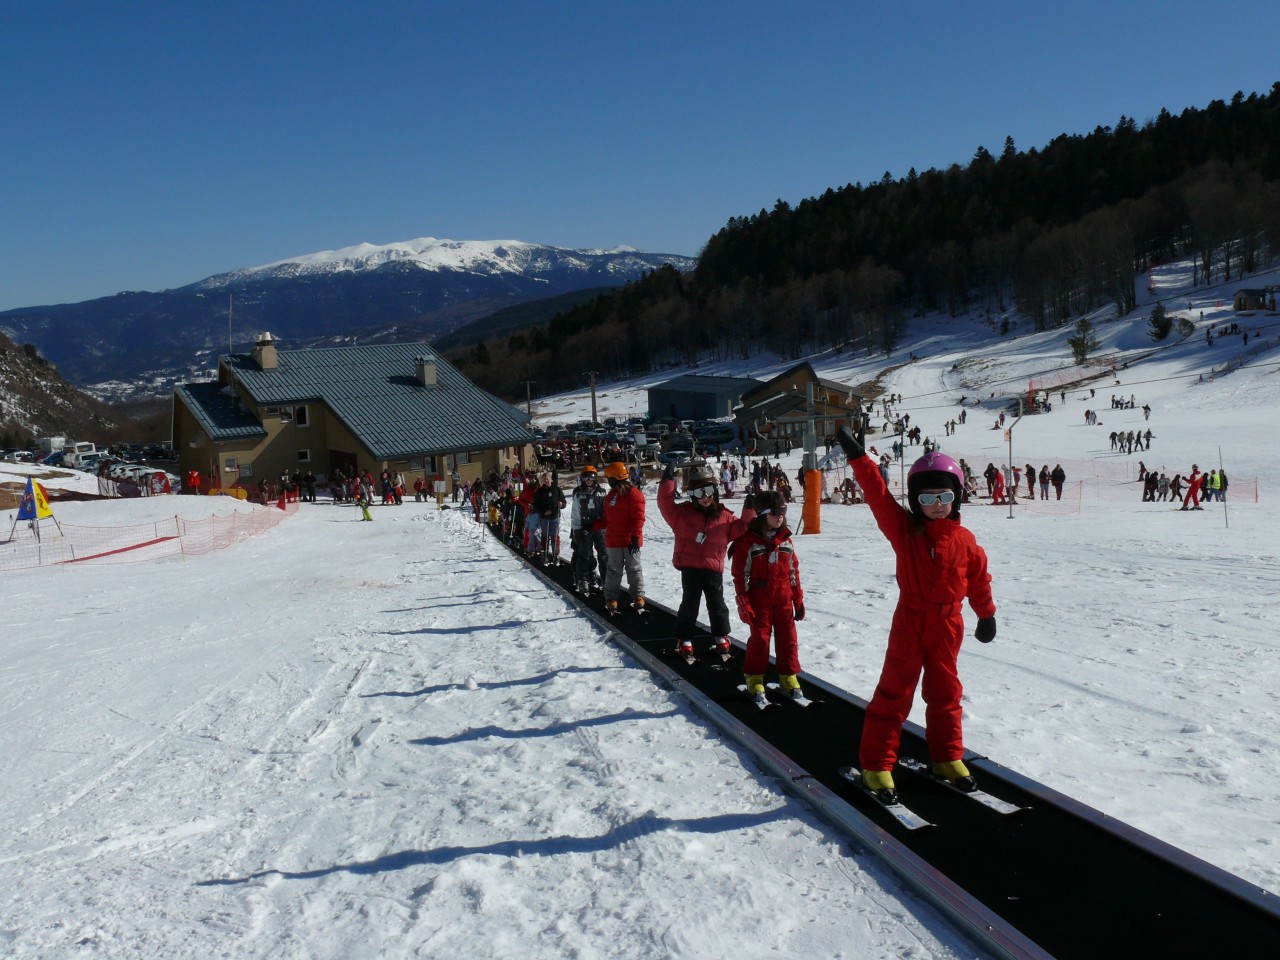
[802,469,822,533]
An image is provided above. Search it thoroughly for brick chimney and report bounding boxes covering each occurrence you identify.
[252,332,279,370]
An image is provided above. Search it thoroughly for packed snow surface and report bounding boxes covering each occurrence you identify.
[2,258,1278,957]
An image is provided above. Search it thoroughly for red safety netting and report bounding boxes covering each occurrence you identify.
[0,500,298,571]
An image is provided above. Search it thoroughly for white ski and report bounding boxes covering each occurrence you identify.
[737,684,774,711]
[898,758,1023,815]
[766,682,818,708]
[838,766,932,830]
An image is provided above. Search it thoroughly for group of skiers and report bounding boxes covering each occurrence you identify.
[483,433,1000,809]
[1135,462,1227,506]
[978,462,1068,504]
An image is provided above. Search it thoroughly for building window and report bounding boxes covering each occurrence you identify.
[297,449,311,463]
[239,463,253,478]
[278,407,293,423]
[295,406,309,428]
[223,456,238,472]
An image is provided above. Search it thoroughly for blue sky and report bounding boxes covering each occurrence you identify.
[2,1,1277,311]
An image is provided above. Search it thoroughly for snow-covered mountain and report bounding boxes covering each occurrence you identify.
[0,239,694,401]
[197,238,684,286]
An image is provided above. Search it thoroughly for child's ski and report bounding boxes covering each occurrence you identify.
[837,766,932,830]
[737,684,774,711]
[898,758,1023,815]
[766,682,819,708]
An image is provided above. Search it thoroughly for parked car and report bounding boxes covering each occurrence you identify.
[657,449,694,467]
[694,424,738,445]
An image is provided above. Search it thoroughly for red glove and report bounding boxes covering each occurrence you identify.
[736,595,754,624]
[793,601,806,622]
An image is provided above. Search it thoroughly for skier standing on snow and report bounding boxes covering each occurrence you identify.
[1050,464,1066,500]
[838,426,997,804]
[731,490,806,703]
[658,461,756,660]
[1181,465,1205,511]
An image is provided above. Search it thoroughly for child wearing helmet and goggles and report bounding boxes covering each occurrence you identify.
[837,427,997,804]
[657,461,756,659]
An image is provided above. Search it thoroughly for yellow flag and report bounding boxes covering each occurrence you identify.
[18,478,53,520]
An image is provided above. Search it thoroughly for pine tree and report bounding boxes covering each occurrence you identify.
[1147,303,1173,341]
[1068,318,1100,363]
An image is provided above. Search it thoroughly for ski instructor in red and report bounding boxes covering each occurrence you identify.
[838,426,997,804]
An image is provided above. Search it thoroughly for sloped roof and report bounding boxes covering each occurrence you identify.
[649,373,764,395]
[174,382,269,444]
[739,362,857,407]
[187,342,533,459]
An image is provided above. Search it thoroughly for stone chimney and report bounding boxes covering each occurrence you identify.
[252,332,279,370]
[415,356,438,388]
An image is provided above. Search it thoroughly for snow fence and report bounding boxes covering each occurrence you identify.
[0,500,298,571]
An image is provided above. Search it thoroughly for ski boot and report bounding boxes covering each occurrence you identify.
[711,636,732,661]
[777,673,804,701]
[676,640,696,663]
[632,596,648,616]
[862,769,897,805]
[605,599,620,617]
[575,578,590,595]
[932,759,977,793]
[744,674,769,709]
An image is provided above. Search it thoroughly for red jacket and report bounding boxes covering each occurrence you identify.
[597,483,646,548]
[657,479,754,572]
[852,456,995,618]
[731,525,803,606]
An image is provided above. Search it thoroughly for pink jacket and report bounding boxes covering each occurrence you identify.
[657,479,755,573]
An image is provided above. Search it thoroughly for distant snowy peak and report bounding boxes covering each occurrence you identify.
[195,238,690,288]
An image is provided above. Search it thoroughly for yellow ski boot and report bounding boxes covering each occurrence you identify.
[932,759,978,793]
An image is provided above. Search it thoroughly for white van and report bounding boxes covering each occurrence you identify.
[64,441,98,468]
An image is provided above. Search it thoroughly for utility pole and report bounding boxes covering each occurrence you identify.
[520,380,535,421]
[584,371,598,425]
[1005,415,1021,519]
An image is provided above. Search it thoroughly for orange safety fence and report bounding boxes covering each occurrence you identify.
[0,500,298,571]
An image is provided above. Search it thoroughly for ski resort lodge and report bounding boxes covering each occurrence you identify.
[172,334,534,490]
[733,362,863,447]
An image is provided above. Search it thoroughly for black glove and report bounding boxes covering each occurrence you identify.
[793,601,806,622]
[661,462,675,482]
[837,426,865,460]
[628,535,641,555]
[975,617,997,643]
[741,492,754,510]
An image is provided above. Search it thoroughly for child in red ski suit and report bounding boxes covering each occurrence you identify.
[730,491,806,701]
[839,427,997,802]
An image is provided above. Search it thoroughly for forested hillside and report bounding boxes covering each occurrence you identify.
[452,85,1280,401]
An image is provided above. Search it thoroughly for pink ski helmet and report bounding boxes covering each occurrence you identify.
[907,451,964,520]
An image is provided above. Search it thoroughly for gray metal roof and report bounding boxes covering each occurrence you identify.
[650,373,764,394]
[211,341,533,459]
[175,382,269,443]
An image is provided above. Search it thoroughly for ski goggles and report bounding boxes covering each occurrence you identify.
[916,491,956,506]
[758,505,787,516]
[689,485,717,499]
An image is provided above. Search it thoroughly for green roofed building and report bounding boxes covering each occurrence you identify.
[173,333,534,493]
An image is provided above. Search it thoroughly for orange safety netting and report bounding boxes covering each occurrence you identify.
[0,501,298,571]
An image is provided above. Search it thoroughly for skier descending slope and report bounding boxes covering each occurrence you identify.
[837,427,998,804]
